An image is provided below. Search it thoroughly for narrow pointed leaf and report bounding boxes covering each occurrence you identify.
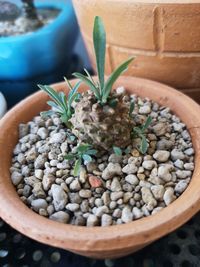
[68,81,81,107]
[65,154,76,160]
[93,16,106,92]
[82,154,93,163]
[64,77,73,90]
[102,57,134,103]
[129,101,135,117]
[86,149,98,156]
[77,144,91,153]
[47,101,63,112]
[73,73,101,100]
[38,84,62,107]
[139,135,148,154]
[40,110,55,118]
[74,159,82,176]
[141,116,152,132]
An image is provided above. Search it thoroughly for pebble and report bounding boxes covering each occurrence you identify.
[110,177,122,191]
[31,199,48,212]
[174,159,184,169]
[125,174,139,185]
[89,176,102,188]
[151,185,165,200]
[121,207,133,223]
[11,171,23,185]
[69,179,81,191]
[175,180,189,194]
[51,184,68,211]
[87,214,99,226]
[153,150,170,162]
[184,163,194,171]
[42,174,56,191]
[171,149,185,161]
[184,148,194,156]
[122,163,138,174]
[176,170,191,179]
[142,160,157,170]
[132,207,144,219]
[141,187,157,210]
[163,188,176,205]
[34,154,47,169]
[50,211,70,223]
[79,189,92,198]
[102,163,122,180]
[37,127,48,139]
[101,214,112,226]
[158,165,172,182]
[108,154,122,163]
[32,182,46,198]
[66,203,79,212]
[139,105,151,114]
[94,206,109,217]
[110,191,124,201]
[49,132,66,143]
[102,191,110,205]
[35,169,43,180]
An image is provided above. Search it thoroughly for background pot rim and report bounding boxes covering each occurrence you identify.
[0,76,200,256]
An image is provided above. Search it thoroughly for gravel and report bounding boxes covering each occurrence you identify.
[10,89,195,227]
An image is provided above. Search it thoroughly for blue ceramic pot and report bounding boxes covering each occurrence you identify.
[0,1,78,80]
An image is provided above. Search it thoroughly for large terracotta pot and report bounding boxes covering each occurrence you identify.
[72,0,200,96]
[0,76,200,259]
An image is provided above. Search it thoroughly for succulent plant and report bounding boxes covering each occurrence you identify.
[38,79,81,128]
[70,16,134,150]
[39,16,152,153]
[65,143,97,176]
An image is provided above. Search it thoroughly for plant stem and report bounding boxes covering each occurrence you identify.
[21,0,43,28]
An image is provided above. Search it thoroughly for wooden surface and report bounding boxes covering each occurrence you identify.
[0,76,200,259]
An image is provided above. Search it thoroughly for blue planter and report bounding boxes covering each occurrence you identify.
[0,1,78,80]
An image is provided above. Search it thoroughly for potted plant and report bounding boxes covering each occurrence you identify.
[0,16,200,259]
[72,0,200,99]
[0,0,78,80]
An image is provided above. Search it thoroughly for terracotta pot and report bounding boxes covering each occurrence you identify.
[72,0,200,90]
[0,76,200,259]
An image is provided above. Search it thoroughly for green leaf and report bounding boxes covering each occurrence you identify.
[84,68,96,85]
[108,98,118,108]
[82,154,93,163]
[139,135,148,154]
[73,72,101,100]
[141,116,152,132]
[64,77,73,90]
[102,57,134,103]
[113,146,122,156]
[77,143,91,154]
[129,101,135,117]
[38,84,62,107]
[86,149,98,156]
[68,81,81,107]
[65,154,76,160]
[47,101,63,112]
[40,110,55,118]
[93,16,106,93]
[74,159,82,176]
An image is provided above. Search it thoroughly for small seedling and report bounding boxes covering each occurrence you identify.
[73,16,134,105]
[65,143,97,176]
[132,116,152,154]
[38,79,81,128]
[113,146,122,156]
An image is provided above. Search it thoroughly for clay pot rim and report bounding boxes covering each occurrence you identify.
[0,76,200,254]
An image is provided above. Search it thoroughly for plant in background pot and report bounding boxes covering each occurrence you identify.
[0,0,78,80]
[0,16,200,259]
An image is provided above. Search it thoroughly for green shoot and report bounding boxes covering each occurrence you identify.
[38,78,81,128]
[113,146,122,156]
[132,116,152,154]
[65,143,97,176]
[73,16,134,105]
